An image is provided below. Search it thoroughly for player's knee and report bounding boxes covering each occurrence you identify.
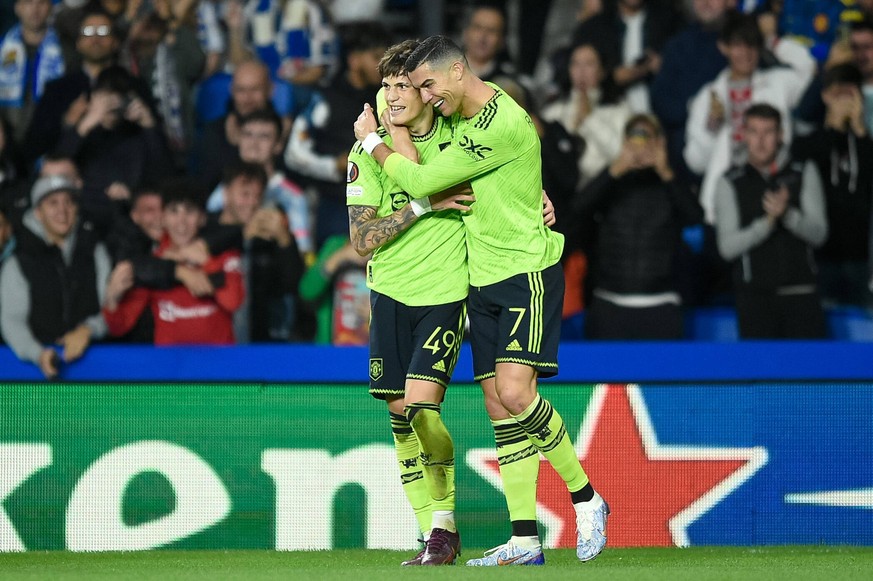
[495,386,534,416]
[405,401,440,426]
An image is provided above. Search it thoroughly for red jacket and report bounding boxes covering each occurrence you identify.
[104,242,244,345]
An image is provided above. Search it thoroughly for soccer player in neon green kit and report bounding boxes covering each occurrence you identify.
[354,35,609,566]
[346,40,474,566]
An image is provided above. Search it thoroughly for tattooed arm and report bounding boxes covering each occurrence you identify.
[348,186,476,256]
[348,204,418,257]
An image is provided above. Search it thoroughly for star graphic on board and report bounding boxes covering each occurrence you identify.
[466,384,768,547]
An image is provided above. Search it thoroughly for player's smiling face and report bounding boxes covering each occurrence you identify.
[382,75,426,126]
[409,62,460,117]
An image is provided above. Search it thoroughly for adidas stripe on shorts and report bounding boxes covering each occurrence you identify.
[367,290,467,400]
[468,263,563,382]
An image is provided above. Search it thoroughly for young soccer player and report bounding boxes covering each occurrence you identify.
[346,40,473,566]
[354,35,609,566]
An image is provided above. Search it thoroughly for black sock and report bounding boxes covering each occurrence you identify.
[510,519,539,538]
[570,482,595,504]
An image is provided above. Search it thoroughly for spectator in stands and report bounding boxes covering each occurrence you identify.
[54,0,143,68]
[213,161,304,342]
[461,3,515,82]
[714,103,828,339]
[792,63,873,309]
[108,185,165,264]
[52,65,173,237]
[685,11,815,224]
[22,6,155,169]
[284,21,388,246]
[103,180,245,345]
[1,152,83,234]
[299,234,368,345]
[849,19,873,133]
[207,108,312,258]
[650,0,733,179]
[571,0,682,113]
[0,0,65,146]
[541,42,631,189]
[195,59,288,190]
[575,113,703,339]
[124,1,206,162]
[0,175,111,378]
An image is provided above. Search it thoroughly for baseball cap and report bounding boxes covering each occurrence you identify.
[30,175,81,208]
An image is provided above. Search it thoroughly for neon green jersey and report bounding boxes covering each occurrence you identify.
[346,116,468,306]
[382,85,564,287]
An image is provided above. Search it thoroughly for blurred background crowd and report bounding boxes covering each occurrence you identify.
[1,0,872,378]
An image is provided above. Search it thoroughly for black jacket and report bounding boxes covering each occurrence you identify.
[728,162,818,290]
[575,167,703,294]
[14,221,101,344]
[792,128,873,263]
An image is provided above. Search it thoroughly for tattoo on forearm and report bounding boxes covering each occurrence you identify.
[349,203,418,255]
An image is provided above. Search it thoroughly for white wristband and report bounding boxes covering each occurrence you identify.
[410,197,432,217]
[361,132,382,155]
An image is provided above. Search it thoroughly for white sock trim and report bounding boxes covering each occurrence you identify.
[431,510,456,532]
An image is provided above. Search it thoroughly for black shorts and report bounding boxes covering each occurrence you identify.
[368,291,466,400]
[468,263,563,381]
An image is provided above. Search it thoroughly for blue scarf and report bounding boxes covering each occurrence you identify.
[246,0,337,78]
[0,25,65,108]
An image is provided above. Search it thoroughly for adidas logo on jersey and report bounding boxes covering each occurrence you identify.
[505,339,523,352]
[432,360,446,372]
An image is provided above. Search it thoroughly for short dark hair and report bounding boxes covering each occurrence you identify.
[160,177,207,211]
[94,65,135,95]
[743,102,782,128]
[239,108,283,139]
[131,184,162,206]
[822,63,863,90]
[719,12,763,50]
[378,39,420,78]
[223,161,268,189]
[405,35,467,73]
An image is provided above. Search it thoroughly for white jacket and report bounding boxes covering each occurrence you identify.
[541,89,631,189]
[684,39,815,223]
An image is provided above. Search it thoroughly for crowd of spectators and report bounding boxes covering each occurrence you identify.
[1,0,873,377]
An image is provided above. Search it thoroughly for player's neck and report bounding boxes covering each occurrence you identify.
[461,77,496,118]
[408,111,435,136]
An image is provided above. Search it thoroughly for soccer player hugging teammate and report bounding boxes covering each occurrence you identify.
[354,35,609,566]
[346,40,475,566]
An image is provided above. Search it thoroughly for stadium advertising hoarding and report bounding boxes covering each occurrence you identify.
[1,382,872,551]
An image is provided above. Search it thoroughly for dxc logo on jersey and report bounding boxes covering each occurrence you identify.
[459,136,492,160]
[390,192,410,211]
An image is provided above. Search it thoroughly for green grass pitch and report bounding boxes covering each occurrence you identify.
[1,547,872,580]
